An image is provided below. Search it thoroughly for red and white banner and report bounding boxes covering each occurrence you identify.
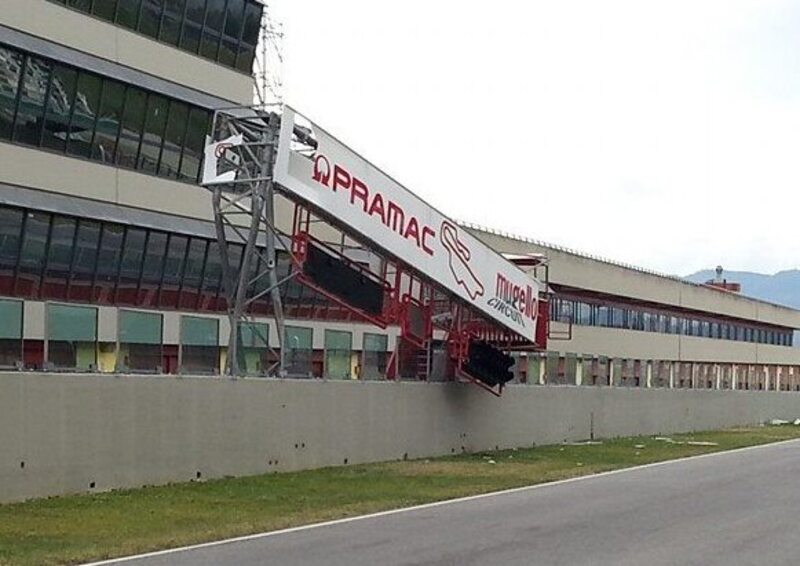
[273,106,542,341]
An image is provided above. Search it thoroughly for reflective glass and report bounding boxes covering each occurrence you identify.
[43,216,76,296]
[92,0,118,20]
[158,100,189,178]
[13,56,52,145]
[116,87,147,168]
[17,211,51,297]
[67,71,102,158]
[116,0,142,28]
[68,0,92,11]
[0,207,24,294]
[162,234,188,287]
[94,223,124,302]
[91,79,127,163]
[179,107,209,181]
[0,46,24,140]
[139,0,165,38]
[42,64,78,151]
[138,94,169,172]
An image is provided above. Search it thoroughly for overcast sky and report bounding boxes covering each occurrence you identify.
[270,0,800,276]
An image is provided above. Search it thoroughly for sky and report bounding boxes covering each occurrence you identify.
[268,0,800,276]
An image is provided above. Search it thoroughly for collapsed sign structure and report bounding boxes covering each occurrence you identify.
[201,105,549,394]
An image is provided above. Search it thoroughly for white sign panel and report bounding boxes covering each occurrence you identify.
[273,106,541,341]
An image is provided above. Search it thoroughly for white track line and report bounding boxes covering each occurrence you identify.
[82,437,800,565]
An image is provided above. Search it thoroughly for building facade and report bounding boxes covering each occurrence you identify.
[1,2,800,390]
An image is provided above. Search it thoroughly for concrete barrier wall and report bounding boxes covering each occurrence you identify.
[3,373,800,503]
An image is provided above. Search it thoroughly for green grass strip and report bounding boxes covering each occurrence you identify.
[2,425,800,566]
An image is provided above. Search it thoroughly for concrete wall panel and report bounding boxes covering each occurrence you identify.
[3,374,800,503]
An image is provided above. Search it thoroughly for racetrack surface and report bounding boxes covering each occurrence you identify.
[92,439,800,566]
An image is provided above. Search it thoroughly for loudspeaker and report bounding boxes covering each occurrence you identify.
[464,341,515,387]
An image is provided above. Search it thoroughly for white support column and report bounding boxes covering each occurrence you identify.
[575,357,583,387]
[731,364,738,391]
[714,364,721,390]
[646,360,653,388]
[691,363,698,389]
[538,354,546,385]
[669,361,676,389]
[609,358,616,387]
[764,366,771,391]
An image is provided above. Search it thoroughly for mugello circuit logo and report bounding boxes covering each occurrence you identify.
[439,220,484,300]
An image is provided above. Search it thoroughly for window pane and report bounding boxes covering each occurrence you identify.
[116,0,142,28]
[17,211,51,297]
[118,227,146,303]
[92,0,118,20]
[67,219,100,301]
[235,42,255,73]
[241,2,262,46]
[161,234,188,286]
[200,28,221,60]
[43,215,76,298]
[224,0,245,39]
[185,0,206,24]
[0,207,24,294]
[137,93,169,172]
[13,55,52,146]
[67,71,102,158]
[115,87,147,168]
[141,231,168,285]
[138,0,165,38]
[160,7,184,46]
[179,107,209,181]
[68,0,92,12]
[41,64,78,151]
[94,223,124,303]
[0,46,24,141]
[158,100,189,178]
[91,79,126,163]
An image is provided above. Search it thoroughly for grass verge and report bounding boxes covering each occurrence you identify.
[2,425,800,565]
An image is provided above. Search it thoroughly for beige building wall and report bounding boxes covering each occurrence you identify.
[470,227,800,330]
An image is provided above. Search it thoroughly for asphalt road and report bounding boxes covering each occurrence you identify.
[99,440,800,566]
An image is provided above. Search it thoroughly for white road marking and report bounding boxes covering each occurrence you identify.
[82,436,800,565]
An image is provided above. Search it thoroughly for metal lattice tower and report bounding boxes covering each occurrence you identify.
[206,109,292,377]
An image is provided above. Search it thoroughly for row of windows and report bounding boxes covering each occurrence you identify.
[0,43,212,183]
[48,0,263,73]
[0,204,358,321]
[549,296,794,347]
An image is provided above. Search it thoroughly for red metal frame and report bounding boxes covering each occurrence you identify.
[289,202,550,395]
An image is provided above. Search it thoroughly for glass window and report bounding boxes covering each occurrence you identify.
[70,220,101,299]
[137,93,169,172]
[118,227,146,303]
[91,79,126,163]
[94,223,124,302]
[180,315,219,374]
[181,0,206,54]
[0,47,25,140]
[179,237,207,309]
[118,310,163,372]
[141,231,168,286]
[92,0,118,20]
[138,0,165,38]
[324,329,352,379]
[162,234,188,287]
[179,107,209,181]
[219,0,244,66]
[13,55,52,145]
[41,64,78,151]
[43,215,76,298]
[285,326,313,376]
[362,333,388,380]
[46,303,97,370]
[0,207,24,284]
[241,1,261,46]
[238,321,269,375]
[160,0,187,46]
[17,211,51,296]
[116,0,142,28]
[200,0,225,59]
[115,87,147,168]
[0,299,23,367]
[67,0,92,11]
[158,100,189,178]
[67,71,102,158]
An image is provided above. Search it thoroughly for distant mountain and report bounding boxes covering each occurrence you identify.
[683,269,800,309]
